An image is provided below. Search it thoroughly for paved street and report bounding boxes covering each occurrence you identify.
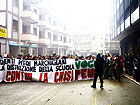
[0,77,140,105]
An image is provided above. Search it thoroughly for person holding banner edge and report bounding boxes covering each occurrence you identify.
[91,53,104,88]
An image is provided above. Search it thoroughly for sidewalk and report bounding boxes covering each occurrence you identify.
[123,73,140,86]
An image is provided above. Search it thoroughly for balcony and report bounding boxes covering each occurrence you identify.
[21,10,39,23]
[39,38,50,45]
[63,42,72,47]
[38,20,51,29]
[53,40,64,46]
[25,0,39,4]
[22,33,39,43]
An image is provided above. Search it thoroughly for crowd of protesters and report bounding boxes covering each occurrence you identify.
[124,53,140,82]
[0,53,95,61]
[0,52,140,82]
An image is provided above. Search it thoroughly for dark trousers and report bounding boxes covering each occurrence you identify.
[93,73,103,87]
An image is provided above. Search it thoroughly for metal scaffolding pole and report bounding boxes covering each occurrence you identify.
[18,2,21,54]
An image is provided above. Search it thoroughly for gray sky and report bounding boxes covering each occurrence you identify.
[45,0,111,34]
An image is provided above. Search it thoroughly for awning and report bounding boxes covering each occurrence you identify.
[9,41,38,48]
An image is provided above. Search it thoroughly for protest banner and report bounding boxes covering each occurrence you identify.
[75,60,95,80]
[0,59,95,83]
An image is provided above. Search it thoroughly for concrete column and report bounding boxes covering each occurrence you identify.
[57,47,59,55]
[5,40,9,53]
[30,24,33,34]
[45,46,48,55]
[28,47,32,55]
[36,47,38,55]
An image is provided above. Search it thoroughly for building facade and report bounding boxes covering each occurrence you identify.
[104,34,110,54]
[0,0,20,56]
[110,0,140,55]
[73,33,105,56]
[0,0,73,57]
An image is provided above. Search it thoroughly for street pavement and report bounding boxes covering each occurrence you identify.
[0,77,140,105]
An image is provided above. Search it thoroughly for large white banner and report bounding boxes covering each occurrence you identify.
[0,59,95,83]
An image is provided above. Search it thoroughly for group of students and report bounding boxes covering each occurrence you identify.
[95,53,140,82]
[103,55,123,82]
[124,53,140,82]
[91,54,123,88]
[0,53,96,60]
[0,53,78,60]
[1,52,140,83]
[91,53,140,89]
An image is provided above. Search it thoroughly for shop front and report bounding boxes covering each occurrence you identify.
[9,41,38,57]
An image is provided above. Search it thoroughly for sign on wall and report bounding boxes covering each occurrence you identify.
[0,27,7,38]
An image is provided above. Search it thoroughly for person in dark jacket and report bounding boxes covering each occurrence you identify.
[135,54,140,81]
[114,55,121,81]
[108,57,115,80]
[127,53,134,75]
[103,55,109,79]
[91,53,104,88]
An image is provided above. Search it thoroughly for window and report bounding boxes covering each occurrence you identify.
[64,37,67,43]
[131,0,138,13]
[32,48,36,55]
[69,38,71,43]
[125,0,130,10]
[117,26,120,35]
[125,0,130,20]
[53,21,56,26]
[48,17,51,24]
[64,26,67,30]
[39,30,45,38]
[39,15,45,20]
[60,36,62,41]
[131,7,139,23]
[117,0,119,10]
[33,9,38,14]
[53,34,58,41]
[48,32,51,39]
[125,16,130,28]
[120,3,124,17]
[33,28,37,35]
[13,0,19,7]
[92,38,95,40]
[13,20,18,32]
[101,43,103,47]
[116,10,120,26]
[121,22,124,32]
[22,25,30,34]
[23,2,31,10]
[120,3,124,24]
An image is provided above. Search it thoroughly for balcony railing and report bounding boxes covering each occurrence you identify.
[38,20,51,29]
[21,10,39,23]
[22,33,39,42]
[24,0,39,4]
